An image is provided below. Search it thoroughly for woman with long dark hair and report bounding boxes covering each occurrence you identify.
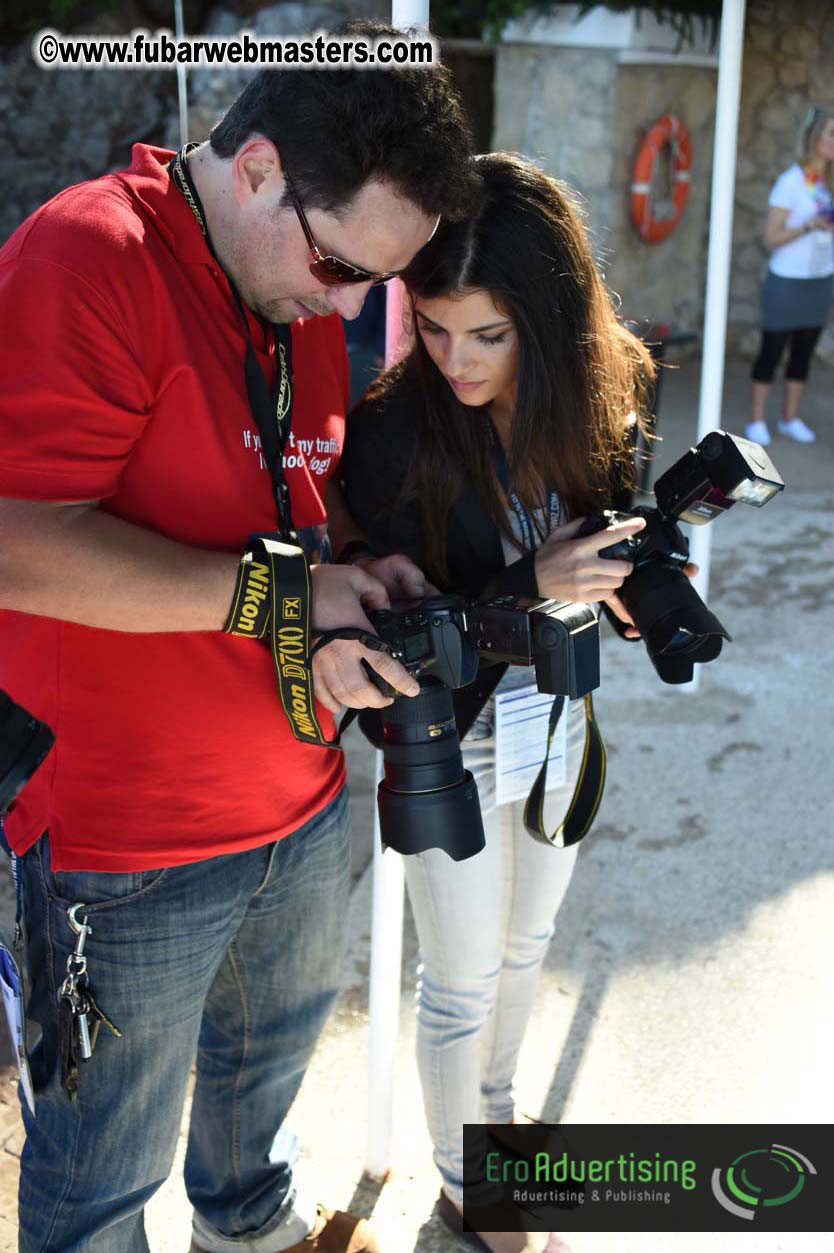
[342,153,654,1253]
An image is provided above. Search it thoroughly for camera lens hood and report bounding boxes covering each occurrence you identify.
[0,691,56,816]
[620,562,731,684]
[377,770,486,861]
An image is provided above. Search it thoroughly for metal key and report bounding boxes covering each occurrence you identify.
[79,986,122,1056]
[57,992,80,1100]
[73,989,93,1061]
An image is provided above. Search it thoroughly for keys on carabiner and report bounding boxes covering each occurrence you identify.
[64,904,93,1056]
[57,903,123,1098]
[57,904,92,1096]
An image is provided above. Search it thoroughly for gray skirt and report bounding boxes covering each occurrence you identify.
[762,271,833,332]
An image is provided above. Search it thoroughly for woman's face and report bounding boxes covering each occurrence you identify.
[413,288,520,414]
[815,118,834,163]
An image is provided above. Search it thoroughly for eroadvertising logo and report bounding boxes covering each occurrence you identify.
[711,1143,817,1220]
[461,1125,828,1233]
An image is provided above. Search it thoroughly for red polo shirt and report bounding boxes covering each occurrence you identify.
[0,145,349,870]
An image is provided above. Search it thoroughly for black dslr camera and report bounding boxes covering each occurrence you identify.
[578,430,784,683]
[0,690,55,817]
[365,594,599,862]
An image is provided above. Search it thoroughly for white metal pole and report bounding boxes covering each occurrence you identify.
[365,0,432,1183]
[392,0,431,31]
[687,0,746,691]
[365,754,405,1179]
[174,0,189,147]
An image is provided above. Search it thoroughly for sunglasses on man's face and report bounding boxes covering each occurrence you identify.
[282,166,402,288]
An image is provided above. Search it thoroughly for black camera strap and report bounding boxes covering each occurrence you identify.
[170,146,333,748]
[169,145,297,537]
[523,693,606,848]
[484,418,603,845]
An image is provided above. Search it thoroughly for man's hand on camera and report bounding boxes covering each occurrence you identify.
[354,553,439,601]
[309,564,419,712]
[312,639,420,713]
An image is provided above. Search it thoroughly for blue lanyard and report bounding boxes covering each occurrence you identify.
[8,843,22,951]
[486,415,560,553]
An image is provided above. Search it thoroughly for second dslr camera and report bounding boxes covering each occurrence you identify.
[366,595,599,862]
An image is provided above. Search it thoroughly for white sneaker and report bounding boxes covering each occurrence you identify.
[777,417,816,442]
[745,420,771,445]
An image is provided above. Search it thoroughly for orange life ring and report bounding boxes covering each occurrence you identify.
[630,115,692,244]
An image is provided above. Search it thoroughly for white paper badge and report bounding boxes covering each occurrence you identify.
[494,684,567,807]
[1,940,35,1116]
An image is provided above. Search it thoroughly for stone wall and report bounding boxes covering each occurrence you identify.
[606,63,716,331]
[0,0,379,248]
[3,0,832,362]
[492,0,834,363]
[0,25,171,245]
[493,44,619,241]
[492,39,718,342]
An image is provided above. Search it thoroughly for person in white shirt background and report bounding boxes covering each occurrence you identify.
[746,106,834,446]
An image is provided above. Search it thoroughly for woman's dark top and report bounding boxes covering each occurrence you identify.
[341,373,544,742]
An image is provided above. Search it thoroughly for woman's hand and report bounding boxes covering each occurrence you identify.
[601,561,700,640]
[765,205,833,248]
[601,591,640,639]
[534,515,646,602]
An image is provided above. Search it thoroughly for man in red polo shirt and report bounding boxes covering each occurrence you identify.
[0,32,474,1252]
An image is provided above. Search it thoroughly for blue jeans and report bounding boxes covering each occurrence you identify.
[14,789,351,1252]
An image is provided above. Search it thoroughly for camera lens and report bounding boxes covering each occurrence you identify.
[0,690,55,816]
[662,626,701,653]
[376,680,485,861]
[619,562,729,683]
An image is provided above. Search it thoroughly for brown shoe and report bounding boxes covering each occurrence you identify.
[435,1190,491,1252]
[190,1204,379,1253]
[435,1190,573,1253]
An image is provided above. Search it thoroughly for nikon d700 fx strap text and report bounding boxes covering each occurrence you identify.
[225,536,336,749]
[523,693,606,848]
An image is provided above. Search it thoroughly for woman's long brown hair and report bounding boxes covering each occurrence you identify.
[365,152,655,587]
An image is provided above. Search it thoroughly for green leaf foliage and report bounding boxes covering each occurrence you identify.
[432,0,721,47]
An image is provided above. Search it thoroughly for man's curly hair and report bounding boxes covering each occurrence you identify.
[210,20,476,221]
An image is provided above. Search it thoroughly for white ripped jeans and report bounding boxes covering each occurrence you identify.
[403,690,585,1205]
